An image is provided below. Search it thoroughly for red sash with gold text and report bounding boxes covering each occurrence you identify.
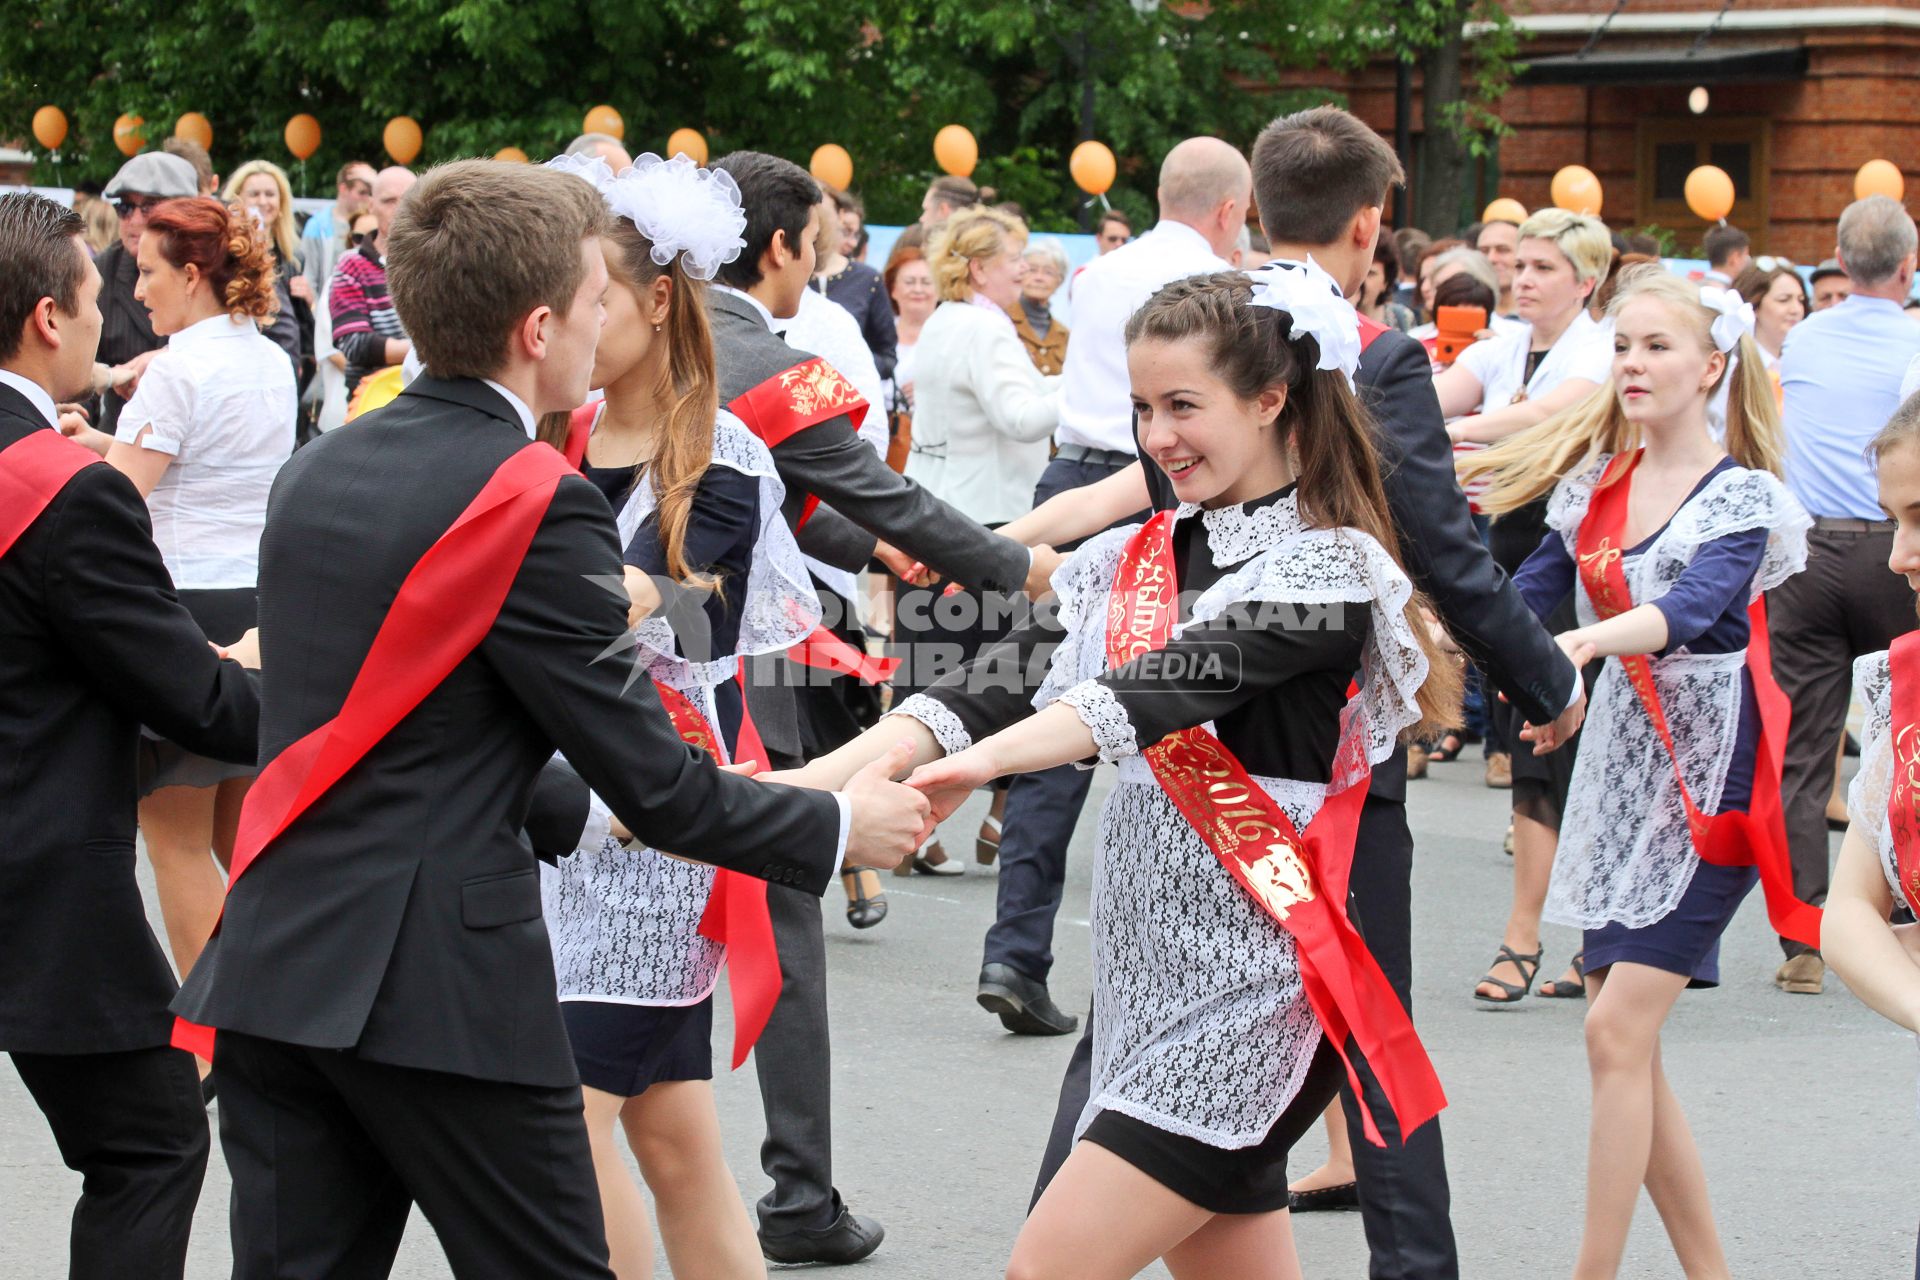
[654,679,783,1070]
[0,429,103,561]
[1573,451,1821,947]
[1884,633,1920,915]
[1110,512,1445,1145]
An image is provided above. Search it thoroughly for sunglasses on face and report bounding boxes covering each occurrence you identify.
[350,231,374,246]
[113,197,165,217]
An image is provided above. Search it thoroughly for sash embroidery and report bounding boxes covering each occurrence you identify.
[729,356,869,532]
[1886,634,1920,915]
[1573,451,1821,947]
[0,429,104,561]
[1107,511,1444,1146]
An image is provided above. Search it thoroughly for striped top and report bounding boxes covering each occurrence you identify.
[327,242,407,394]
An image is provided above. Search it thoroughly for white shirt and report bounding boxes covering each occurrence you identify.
[905,299,1060,524]
[114,313,297,589]
[0,367,58,426]
[1455,308,1612,413]
[1055,220,1229,454]
[480,378,537,437]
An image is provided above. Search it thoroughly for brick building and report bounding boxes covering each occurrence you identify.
[1310,1,1920,261]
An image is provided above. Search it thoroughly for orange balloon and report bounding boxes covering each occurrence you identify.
[493,146,529,164]
[1070,140,1117,196]
[1856,158,1905,202]
[583,105,624,140]
[32,105,67,152]
[284,113,321,161]
[1482,197,1528,225]
[810,144,853,191]
[933,124,977,178]
[1550,164,1602,215]
[112,114,145,157]
[174,112,212,150]
[384,116,422,166]
[1684,165,1736,222]
[667,128,708,165]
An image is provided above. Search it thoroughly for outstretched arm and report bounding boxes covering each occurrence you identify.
[998,460,1150,549]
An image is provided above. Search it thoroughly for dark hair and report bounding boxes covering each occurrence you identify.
[994,200,1027,220]
[1251,106,1405,247]
[826,185,863,221]
[1622,232,1662,256]
[1099,209,1132,233]
[711,151,821,290]
[1703,224,1750,268]
[1371,238,1399,289]
[146,196,278,321]
[925,175,979,216]
[1432,268,1496,315]
[1732,262,1808,316]
[1122,270,1459,734]
[0,194,86,362]
[387,160,606,380]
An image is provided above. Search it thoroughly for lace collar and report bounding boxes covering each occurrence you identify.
[1177,486,1306,567]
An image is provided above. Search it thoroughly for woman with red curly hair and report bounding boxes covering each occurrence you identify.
[97,195,296,990]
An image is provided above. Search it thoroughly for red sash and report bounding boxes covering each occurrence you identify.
[1110,512,1444,1145]
[1573,451,1821,948]
[562,401,597,470]
[173,443,577,1059]
[1884,633,1920,915]
[0,429,103,561]
[654,679,783,1070]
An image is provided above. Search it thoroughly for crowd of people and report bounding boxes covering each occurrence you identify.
[4,98,1919,1280]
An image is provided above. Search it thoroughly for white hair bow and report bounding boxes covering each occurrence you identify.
[544,152,616,191]
[1248,256,1363,391]
[1700,285,1755,353]
[545,152,747,283]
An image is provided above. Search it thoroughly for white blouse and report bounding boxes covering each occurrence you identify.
[906,299,1060,526]
[115,313,297,589]
[1455,308,1613,413]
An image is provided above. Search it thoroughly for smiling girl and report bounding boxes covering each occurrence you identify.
[794,266,1460,1279]
[1463,265,1816,1277]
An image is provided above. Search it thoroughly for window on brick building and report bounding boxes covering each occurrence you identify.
[1638,118,1770,245]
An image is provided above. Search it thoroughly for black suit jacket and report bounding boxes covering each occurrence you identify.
[1144,326,1576,803]
[173,377,842,1087]
[0,388,258,1053]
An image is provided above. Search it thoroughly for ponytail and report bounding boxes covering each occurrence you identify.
[1722,332,1786,478]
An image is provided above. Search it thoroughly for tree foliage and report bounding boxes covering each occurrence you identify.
[3,0,1374,229]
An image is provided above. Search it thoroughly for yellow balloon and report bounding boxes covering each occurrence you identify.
[1550,165,1602,216]
[383,116,422,166]
[583,105,624,140]
[933,125,977,178]
[810,143,853,191]
[1684,165,1736,222]
[1482,197,1528,225]
[493,146,529,164]
[33,105,67,152]
[112,114,146,157]
[667,128,708,166]
[284,114,321,161]
[174,112,213,150]
[1070,140,1116,196]
[1856,158,1905,202]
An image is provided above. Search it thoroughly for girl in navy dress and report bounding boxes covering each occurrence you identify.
[1467,265,1810,1278]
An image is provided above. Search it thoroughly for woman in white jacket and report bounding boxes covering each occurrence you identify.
[895,206,1062,873]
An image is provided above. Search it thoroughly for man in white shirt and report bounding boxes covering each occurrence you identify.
[1701,223,1751,289]
[976,136,1252,1039]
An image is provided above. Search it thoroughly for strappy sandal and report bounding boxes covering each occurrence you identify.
[976,813,1002,865]
[1473,944,1543,1005]
[1538,952,1586,999]
[1427,731,1468,763]
[842,869,888,930]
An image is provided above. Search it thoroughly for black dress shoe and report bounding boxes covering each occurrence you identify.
[1288,1180,1360,1212]
[977,963,1079,1036]
[759,1207,884,1265]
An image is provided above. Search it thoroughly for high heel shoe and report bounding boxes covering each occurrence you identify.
[976,813,1002,865]
[842,869,887,929]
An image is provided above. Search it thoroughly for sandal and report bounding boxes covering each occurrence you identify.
[1427,731,1467,763]
[1473,944,1543,1005]
[1538,952,1586,999]
[976,813,1002,865]
[842,869,888,930]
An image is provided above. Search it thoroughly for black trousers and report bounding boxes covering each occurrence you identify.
[1032,795,1458,1280]
[752,878,842,1234]
[214,1031,614,1279]
[1769,525,1916,956]
[11,1044,209,1280]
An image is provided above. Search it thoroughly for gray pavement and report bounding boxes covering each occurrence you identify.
[3,755,1910,1277]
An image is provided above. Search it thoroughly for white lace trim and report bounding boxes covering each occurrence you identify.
[1060,679,1138,763]
[1180,491,1308,568]
[1544,458,1811,930]
[1849,650,1900,903]
[886,693,973,756]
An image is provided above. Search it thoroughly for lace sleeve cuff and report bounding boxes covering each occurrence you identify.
[885,694,973,756]
[1060,678,1139,764]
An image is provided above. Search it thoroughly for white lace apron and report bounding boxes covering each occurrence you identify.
[1543,456,1809,931]
[542,415,819,1006]
[1848,651,1902,907]
[896,493,1427,1148]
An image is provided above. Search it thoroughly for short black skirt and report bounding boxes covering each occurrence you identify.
[561,996,714,1098]
[1079,1039,1342,1215]
[137,587,259,796]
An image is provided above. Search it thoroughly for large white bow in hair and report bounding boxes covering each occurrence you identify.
[1248,256,1363,391]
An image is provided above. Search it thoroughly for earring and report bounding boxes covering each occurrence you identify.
[653,323,662,334]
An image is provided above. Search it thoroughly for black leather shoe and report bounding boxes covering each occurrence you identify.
[759,1207,884,1265]
[1288,1180,1360,1212]
[977,963,1079,1036]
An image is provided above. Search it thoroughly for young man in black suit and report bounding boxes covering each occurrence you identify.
[0,193,261,1279]
[171,161,930,1279]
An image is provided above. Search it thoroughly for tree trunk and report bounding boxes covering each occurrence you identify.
[1414,18,1469,235]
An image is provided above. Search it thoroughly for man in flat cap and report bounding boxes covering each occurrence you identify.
[89,152,197,432]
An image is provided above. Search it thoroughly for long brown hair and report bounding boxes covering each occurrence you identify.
[1125,271,1462,737]
[536,219,720,592]
[1458,264,1786,515]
